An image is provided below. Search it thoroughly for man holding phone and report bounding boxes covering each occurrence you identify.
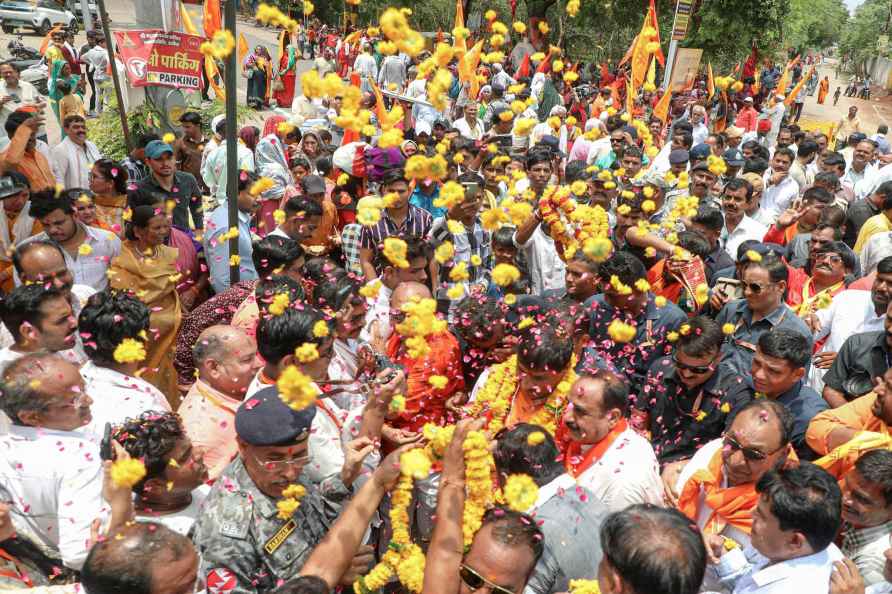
[0,64,43,146]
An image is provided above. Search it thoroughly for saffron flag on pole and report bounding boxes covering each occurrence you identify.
[238,33,250,64]
[784,66,814,107]
[203,0,221,39]
[180,1,199,35]
[647,0,665,67]
[653,87,672,123]
[707,63,715,100]
[453,0,467,54]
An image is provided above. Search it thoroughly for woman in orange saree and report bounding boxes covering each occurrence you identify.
[107,202,182,407]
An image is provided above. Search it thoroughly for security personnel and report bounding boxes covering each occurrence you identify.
[193,386,356,593]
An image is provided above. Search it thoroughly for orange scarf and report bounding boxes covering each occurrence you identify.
[563,419,628,478]
[677,447,759,535]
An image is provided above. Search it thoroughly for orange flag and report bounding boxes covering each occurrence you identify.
[205,57,225,101]
[535,49,553,74]
[647,0,665,67]
[203,0,221,39]
[344,29,362,45]
[784,66,814,107]
[453,0,467,54]
[707,63,715,100]
[653,88,672,123]
[369,78,387,123]
[180,0,199,35]
[238,33,250,64]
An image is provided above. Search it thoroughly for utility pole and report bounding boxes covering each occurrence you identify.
[96,0,132,153]
[224,0,239,287]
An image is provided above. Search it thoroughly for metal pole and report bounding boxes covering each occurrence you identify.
[662,39,678,89]
[79,0,93,32]
[96,0,132,153]
[224,0,240,286]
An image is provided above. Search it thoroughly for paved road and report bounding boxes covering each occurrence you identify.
[0,0,312,142]
[796,60,889,138]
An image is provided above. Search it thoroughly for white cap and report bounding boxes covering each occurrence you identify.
[416,120,432,136]
[743,96,754,103]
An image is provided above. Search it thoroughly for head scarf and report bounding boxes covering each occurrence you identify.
[262,115,287,138]
[300,130,322,158]
[239,126,260,152]
[48,59,77,101]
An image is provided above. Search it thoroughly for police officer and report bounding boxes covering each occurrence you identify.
[193,386,373,593]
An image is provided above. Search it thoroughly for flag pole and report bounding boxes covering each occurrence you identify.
[224,0,239,287]
[96,0,133,153]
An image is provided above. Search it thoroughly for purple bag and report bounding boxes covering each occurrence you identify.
[365,147,406,182]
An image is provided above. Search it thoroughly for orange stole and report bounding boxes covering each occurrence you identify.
[564,419,629,478]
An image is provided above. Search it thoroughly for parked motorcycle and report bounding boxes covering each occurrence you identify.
[7,38,41,62]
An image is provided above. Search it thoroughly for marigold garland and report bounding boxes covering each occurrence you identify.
[466,354,577,435]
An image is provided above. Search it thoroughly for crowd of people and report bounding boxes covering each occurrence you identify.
[3,9,892,594]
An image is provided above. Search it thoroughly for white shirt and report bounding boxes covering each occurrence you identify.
[859,162,892,201]
[755,172,799,226]
[714,542,843,594]
[80,361,172,441]
[862,232,892,275]
[0,79,41,142]
[454,117,485,140]
[135,484,210,536]
[693,122,709,146]
[0,425,107,569]
[843,162,879,196]
[808,288,883,393]
[572,427,664,512]
[306,395,374,485]
[359,280,394,345]
[50,137,103,190]
[722,215,769,260]
[514,225,566,295]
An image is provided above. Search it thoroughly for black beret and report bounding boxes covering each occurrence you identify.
[668,149,689,164]
[235,386,316,446]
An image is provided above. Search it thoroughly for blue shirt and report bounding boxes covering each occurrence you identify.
[715,299,813,391]
[409,185,446,218]
[203,206,258,294]
[587,293,687,388]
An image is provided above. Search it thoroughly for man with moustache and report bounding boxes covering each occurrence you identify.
[560,372,664,511]
[177,325,261,480]
[838,450,892,586]
[720,178,768,260]
[193,387,375,593]
[0,353,106,570]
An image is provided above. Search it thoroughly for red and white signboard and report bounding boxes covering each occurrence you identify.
[114,29,203,90]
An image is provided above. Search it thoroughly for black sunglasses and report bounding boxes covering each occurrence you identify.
[722,433,780,462]
[742,281,771,294]
[459,565,516,594]
[672,353,714,375]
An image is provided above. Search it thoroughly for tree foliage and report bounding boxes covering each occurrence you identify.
[313,0,847,70]
[839,0,890,74]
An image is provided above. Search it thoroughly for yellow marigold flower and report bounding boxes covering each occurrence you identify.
[302,0,313,14]
[450,261,470,282]
[607,319,637,343]
[481,207,508,231]
[570,180,587,196]
[484,9,497,21]
[359,280,382,299]
[268,292,290,316]
[229,255,240,267]
[273,209,286,225]
[721,403,731,413]
[513,117,537,136]
[695,410,707,421]
[617,204,631,216]
[78,244,92,256]
[504,293,517,305]
[383,237,410,268]
[401,448,433,480]
[667,331,679,342]
[162,132,176,144]
[277,365,318,410]
[471,254,482,266]
[694,283,710,306]
[513,21,526,34]
[114,338,146,364]
[527,431,546,446]
[568,579,601,594]
[566,0,580,17]
[634,278,651,293]
[446,219,465,234]
[389,394,406,414]
[552,59,564,72]
[641,199,656,214]
[745,249,762,262]
[518,317,535,330]
[294,343,319,363]
[250,176,275,196]
[110,458,147,489]
[276,497,300,520]
[722,323,736,335]
[447,284,465,300]
[654,295,667,307]
[504,474,539,512]
[313,320,330,338]
[429,375,448,390]
[435,241,455,264]
[208,30,235,59]
[492,263,521,287]
[537,21,549,34]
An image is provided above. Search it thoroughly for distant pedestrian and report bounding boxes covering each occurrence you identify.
[833,86,842,106]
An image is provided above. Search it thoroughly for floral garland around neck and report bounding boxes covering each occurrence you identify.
[466,353,578,435]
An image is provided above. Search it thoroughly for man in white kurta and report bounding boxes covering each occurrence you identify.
[562,374,663,511]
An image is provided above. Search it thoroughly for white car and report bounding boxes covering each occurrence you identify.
[0,0,78,35]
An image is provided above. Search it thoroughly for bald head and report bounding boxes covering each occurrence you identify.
[391,281,431,310]
[193,325,259,396]
[82,522,197,594]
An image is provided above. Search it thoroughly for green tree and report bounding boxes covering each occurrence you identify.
[839,0,889,75]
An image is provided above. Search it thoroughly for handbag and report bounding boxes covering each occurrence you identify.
[272,77,285,92]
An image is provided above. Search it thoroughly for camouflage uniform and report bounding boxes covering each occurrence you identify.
[192,456,351,594]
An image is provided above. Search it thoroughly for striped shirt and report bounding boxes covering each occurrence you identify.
[429,216,491,320]
[359,205,432,251]
[841,520,892,586]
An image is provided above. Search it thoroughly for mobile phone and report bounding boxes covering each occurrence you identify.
[99,422,115,461]
[461,181,480,199]
[374,352,405,384]
[714,277,743,301]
